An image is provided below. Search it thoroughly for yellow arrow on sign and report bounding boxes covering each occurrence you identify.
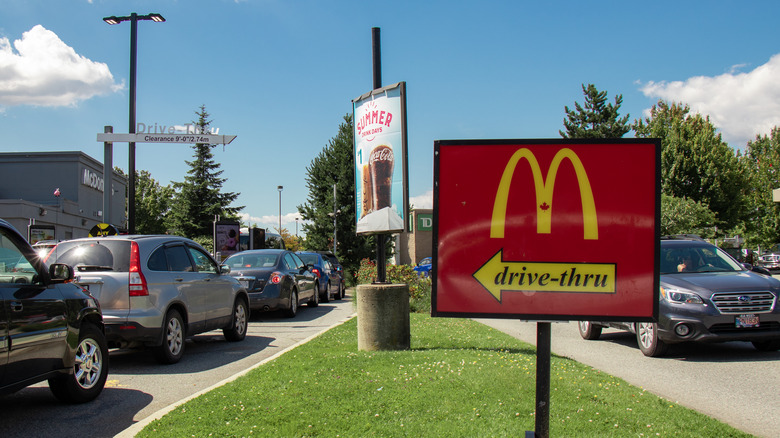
[472,250,616,302]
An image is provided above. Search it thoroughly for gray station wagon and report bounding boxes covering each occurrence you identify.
[48,235,249,364]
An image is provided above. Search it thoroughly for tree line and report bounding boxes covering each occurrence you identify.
[135,86,780,282]
[561,84,780,251]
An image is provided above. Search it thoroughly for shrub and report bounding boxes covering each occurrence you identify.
[356,258,432,313]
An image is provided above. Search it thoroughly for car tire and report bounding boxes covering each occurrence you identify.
[309,285,320,307]
[635,322,668,357]
[285,289,298,318]
[48,322,109,403]
[578,321,602,340]
[333,282,342,300]
[154,309,185,364]
[320,281,329,303]
[751,340,780,351]
[223,298,248,342]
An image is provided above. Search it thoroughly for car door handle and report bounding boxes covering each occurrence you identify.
[174,277,184,282]
[10,301,23,312]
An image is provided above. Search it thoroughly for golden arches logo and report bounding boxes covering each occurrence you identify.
[490,148,598,240]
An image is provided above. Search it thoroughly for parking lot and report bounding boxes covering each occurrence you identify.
[0,297,356,438]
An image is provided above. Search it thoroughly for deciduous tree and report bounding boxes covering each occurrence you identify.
[634,101,744,230]
[739,127,780,247]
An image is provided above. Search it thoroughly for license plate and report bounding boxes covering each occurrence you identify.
[736,314,759,328]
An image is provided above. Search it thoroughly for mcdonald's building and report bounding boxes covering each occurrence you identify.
[0,151,127,242]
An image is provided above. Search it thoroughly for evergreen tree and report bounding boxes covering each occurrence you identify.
[560,83,631,138]
[169,105,243,238]
[298,113,375,281]
[633,101,745,230]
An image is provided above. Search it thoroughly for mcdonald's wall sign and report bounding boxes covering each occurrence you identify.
[432,139,661,321]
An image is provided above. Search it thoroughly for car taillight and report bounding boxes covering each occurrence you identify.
[270,272,282,284]
[311,268,321,277]
[129,241,149,296]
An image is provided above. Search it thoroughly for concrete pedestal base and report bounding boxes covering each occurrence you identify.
[357,283,410,351]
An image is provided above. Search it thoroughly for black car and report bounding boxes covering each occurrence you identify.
[0,218,108,402]
[579,237,780,357]
[222,249,318,317]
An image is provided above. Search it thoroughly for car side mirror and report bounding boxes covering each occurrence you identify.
[49,263,74,283]
[219,264,231,275]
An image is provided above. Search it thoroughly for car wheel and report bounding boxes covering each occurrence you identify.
[578,321,602,340]
[48,322,109,403]
[751,340,780,351]
[154,309,185,364]
[223,298,248,342]
[320,281,329,303]
[309,285,320,307]
[285,289,298,318]
[635,322,668,357]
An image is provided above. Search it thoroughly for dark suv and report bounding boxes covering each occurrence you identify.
[0,218,108,402]
[578,236,780,356]
[48,235,249,364]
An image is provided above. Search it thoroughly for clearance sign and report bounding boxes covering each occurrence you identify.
[432,139,660,321]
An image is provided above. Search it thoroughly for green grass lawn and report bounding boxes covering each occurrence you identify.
[137,314,752,437]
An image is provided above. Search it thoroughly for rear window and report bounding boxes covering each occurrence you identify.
[49,240,131,272]
[225,253,279,268]
[297,253,318,265]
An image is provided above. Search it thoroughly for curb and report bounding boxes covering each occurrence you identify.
[116,311,357,437]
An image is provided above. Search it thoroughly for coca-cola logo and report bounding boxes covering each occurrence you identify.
[370,146,394,163]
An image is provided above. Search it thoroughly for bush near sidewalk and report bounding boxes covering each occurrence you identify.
[137,315,750,438]
[356,258,432,313]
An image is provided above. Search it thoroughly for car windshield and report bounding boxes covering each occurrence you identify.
[225,253,279,268]
[661,243,744,274]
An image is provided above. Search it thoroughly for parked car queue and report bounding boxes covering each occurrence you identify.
[2,221,346,404]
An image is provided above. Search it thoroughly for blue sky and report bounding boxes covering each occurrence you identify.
[3,1,780,235]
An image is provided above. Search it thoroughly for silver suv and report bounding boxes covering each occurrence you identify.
[48,235,249,364]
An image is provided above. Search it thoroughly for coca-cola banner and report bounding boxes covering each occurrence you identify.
[352,82,409,234]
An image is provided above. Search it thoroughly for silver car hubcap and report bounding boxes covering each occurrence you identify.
[638,323,654,348]
[75,337,103,390]
[166,318,183,355]
[235,304,247,335]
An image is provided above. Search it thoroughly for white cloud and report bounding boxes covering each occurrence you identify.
[0,25,122,107]
[239,211,303,232]
[639,54,780,148]
[410,189,433,209]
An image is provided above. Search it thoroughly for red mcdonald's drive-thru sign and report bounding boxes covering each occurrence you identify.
[432,139,661,321]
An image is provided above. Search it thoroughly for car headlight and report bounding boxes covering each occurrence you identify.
[661,287,704,304]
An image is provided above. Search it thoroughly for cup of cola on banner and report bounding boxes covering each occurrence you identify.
[357,142,403,233]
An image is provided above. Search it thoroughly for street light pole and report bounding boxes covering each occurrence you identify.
[333,183,338,255]
[277,185,283,234]
[103,12,165,234]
